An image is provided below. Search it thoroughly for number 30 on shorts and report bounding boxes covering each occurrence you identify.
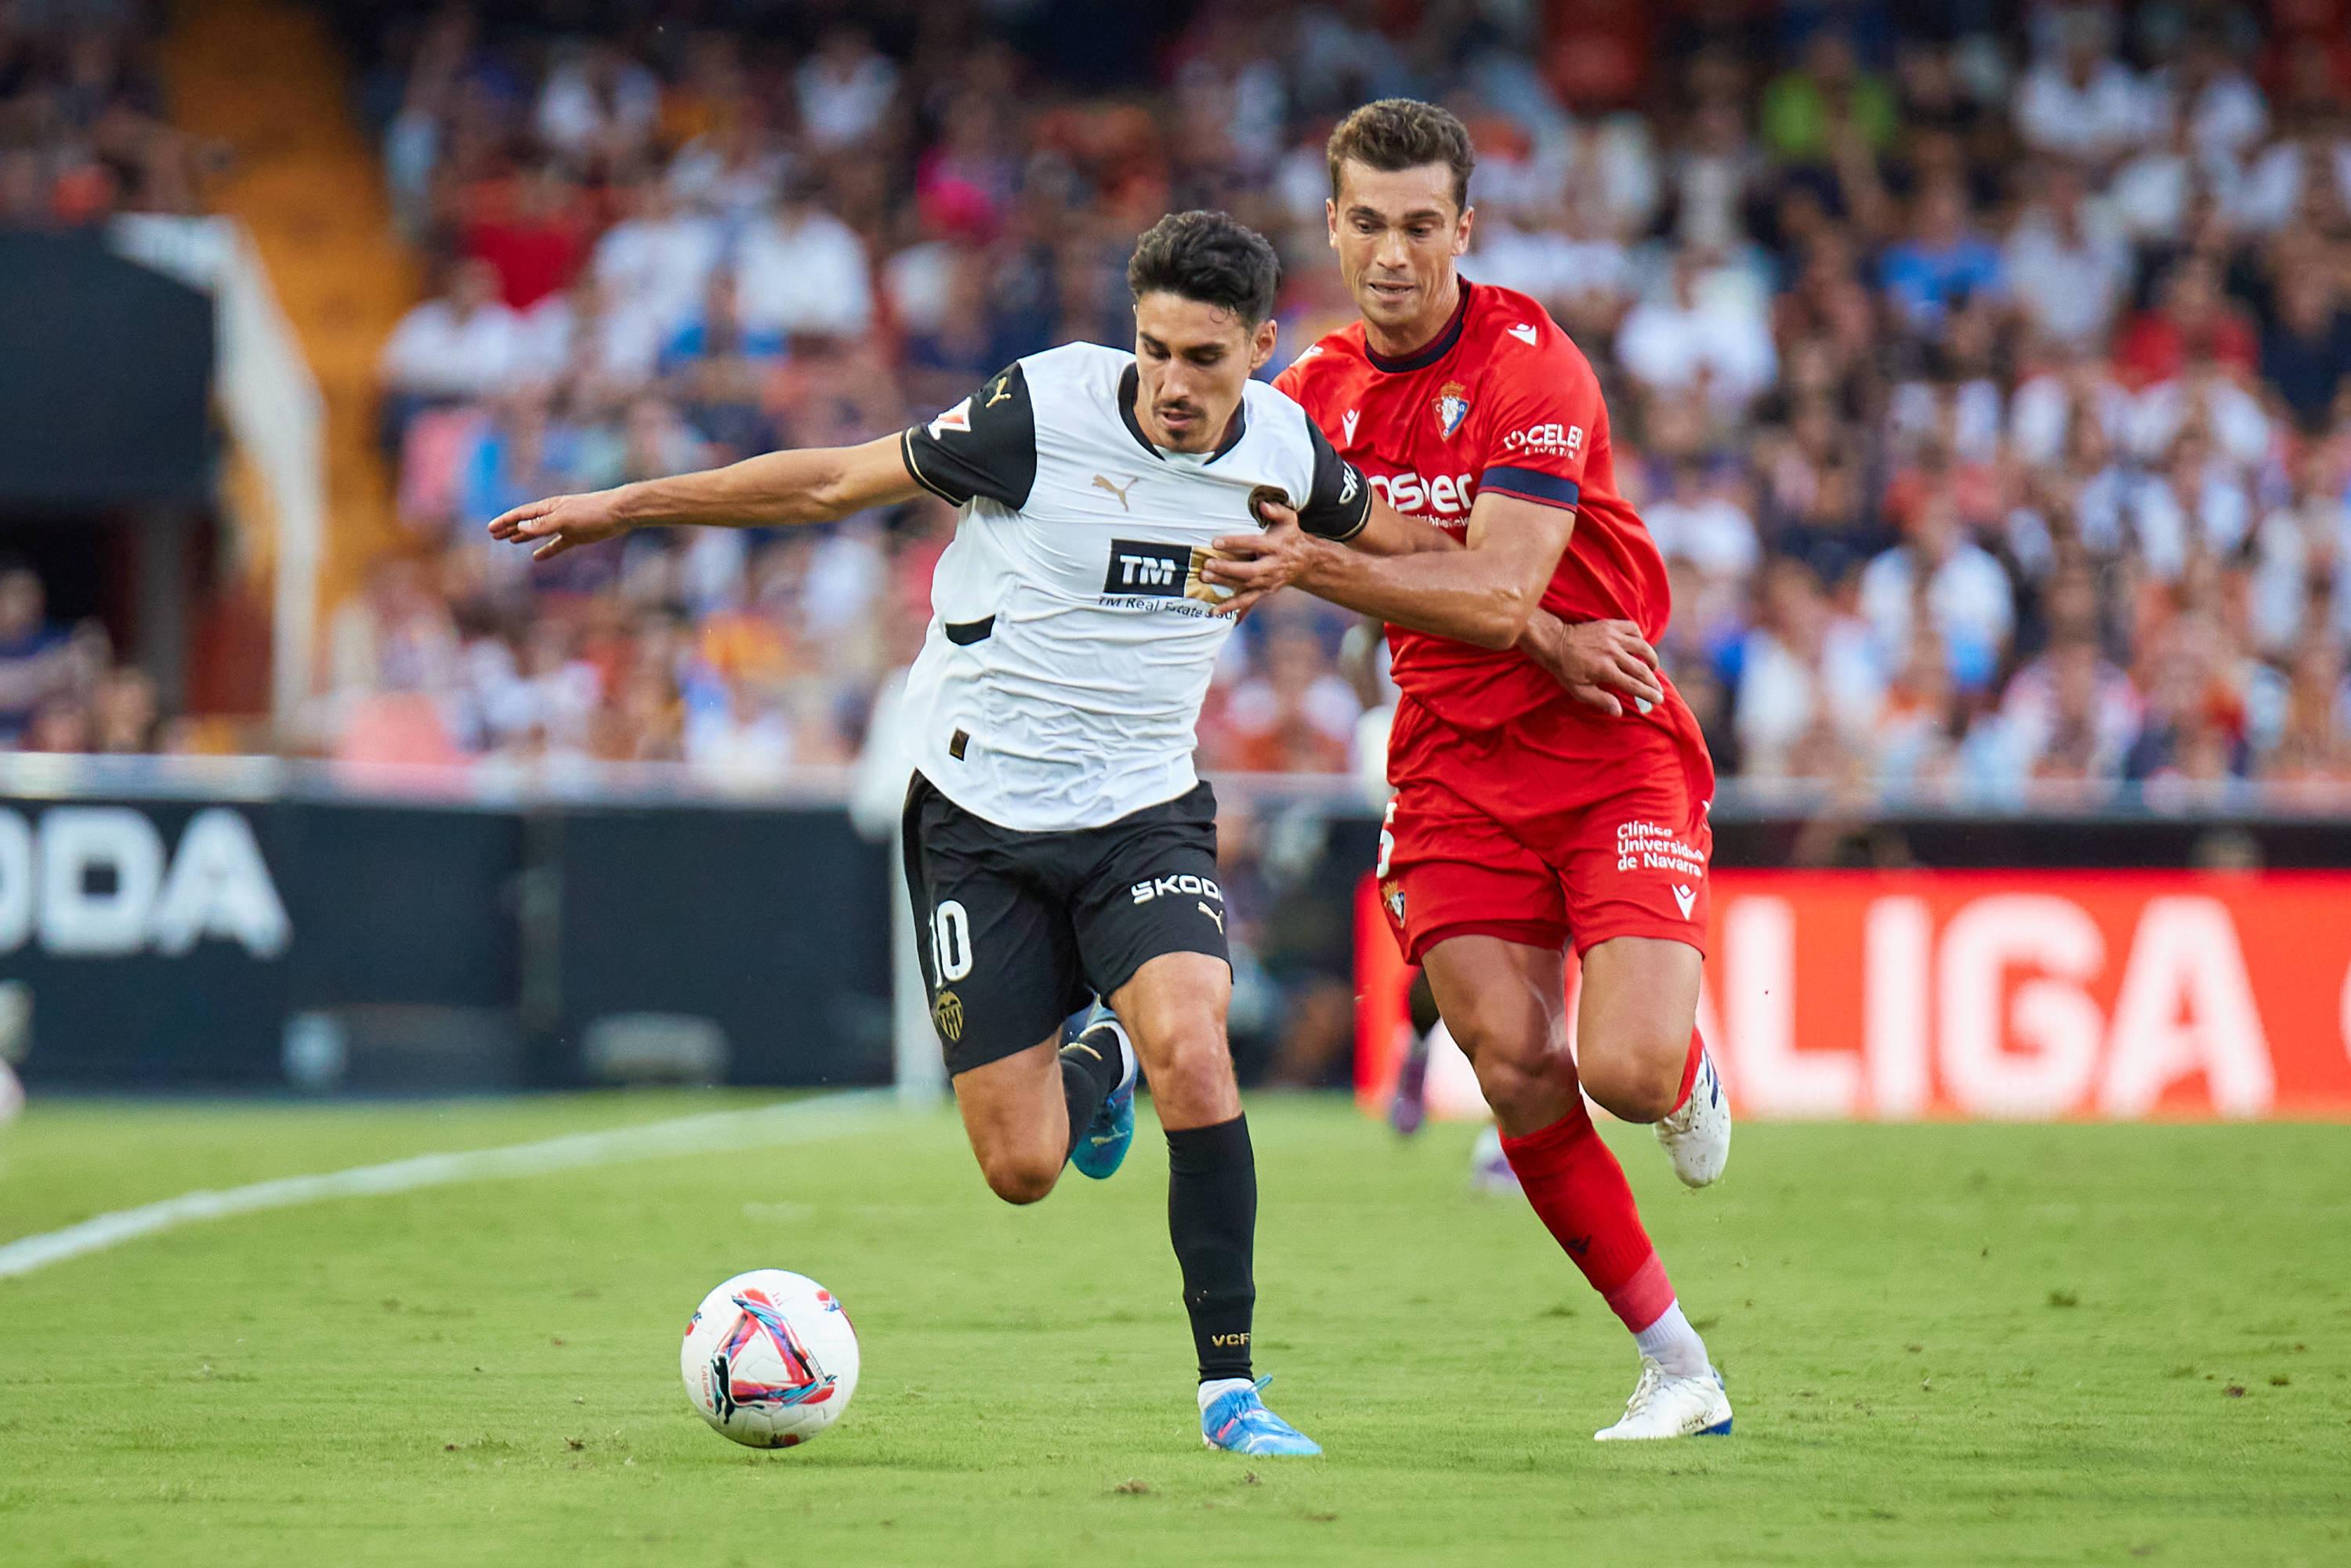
[930,899,973,982]
[1376,800,1396,878]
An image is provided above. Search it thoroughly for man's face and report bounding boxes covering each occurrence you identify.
[0,570,40,640]
[1327,159,1471,338]
[1131,292,1277,453]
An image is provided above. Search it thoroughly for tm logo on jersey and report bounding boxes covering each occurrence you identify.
[1102,540,1231,608]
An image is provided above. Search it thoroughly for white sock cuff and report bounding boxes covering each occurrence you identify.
[1632,1300,1709,1378]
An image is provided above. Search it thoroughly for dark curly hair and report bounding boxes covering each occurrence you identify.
[1125,210,1281,326]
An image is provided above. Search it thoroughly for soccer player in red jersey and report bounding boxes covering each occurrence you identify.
[1205,100,1735,1439]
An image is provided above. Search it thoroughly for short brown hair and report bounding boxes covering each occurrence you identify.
[1326,99,1475,213]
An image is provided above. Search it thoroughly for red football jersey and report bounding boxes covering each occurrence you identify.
[1275,281,1673,732]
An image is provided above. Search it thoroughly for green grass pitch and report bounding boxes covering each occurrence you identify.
[2,1093,2346,1566]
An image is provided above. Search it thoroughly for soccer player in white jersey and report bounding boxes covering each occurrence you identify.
[493,211,1657,1455]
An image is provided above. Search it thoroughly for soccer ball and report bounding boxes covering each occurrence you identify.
[679,1269,860,1448]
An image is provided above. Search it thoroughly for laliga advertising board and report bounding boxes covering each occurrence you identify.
[1355,871,2351,1122]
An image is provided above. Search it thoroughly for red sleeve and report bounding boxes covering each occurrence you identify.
[1475,335,1603,514]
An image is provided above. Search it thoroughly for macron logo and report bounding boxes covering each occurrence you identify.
[1342,408,1359,444]
[1672,885,1696,919]
[1507,323,1538,346]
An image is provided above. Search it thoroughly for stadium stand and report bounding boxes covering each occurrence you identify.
[8,0,2351,802]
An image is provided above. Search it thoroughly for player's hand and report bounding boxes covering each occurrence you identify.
[1203,501,1326,617]
[487,488,632,561]
[1520,616,1665,716]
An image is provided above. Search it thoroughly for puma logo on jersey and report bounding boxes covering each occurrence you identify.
[985,376,1013,407]
[1198,900,1224,934]
[1342,408,1359,444]
[1672,885,1696,918]
[1092,473,1137,511]
[1507,322,1538,346]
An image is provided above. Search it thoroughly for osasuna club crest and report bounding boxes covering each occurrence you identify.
[1434,380,1470,440]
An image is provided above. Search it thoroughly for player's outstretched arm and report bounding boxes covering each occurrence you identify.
[487,434,921,561]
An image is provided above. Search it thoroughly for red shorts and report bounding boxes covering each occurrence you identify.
[1375,688,1715,965]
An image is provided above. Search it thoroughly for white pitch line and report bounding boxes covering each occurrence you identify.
[0,1091,886,1281]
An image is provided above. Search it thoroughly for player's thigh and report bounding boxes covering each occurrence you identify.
[1067,781,1230,1005]
[1067,783,1235,1127]
[1550,769,1711,1120]
[947,1036,1067,1200]
[1378,782,1570,968]
[902,776,1089,1081]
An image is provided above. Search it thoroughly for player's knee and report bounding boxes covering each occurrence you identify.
[977,1147,1060,1205]
[1448,1005,1561,1112]
[1142,1027,1236,1122]
[1580,1035,1683,1124]
[1472,1051,1565,1128]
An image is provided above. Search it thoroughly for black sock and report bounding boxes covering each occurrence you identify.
[1165,1114,1255,1382]
[1057,1029,1123,1158]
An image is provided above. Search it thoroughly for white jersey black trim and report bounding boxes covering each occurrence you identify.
[901,362,1038,509]
[892,341,1371,832]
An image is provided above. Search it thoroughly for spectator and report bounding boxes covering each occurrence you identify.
[2014,8,2152,165]
[1878,179,2002,332]
[734,176,875,343]
[2002,161,2132,349]
[795,26,900,153]
[590,178,724,342]
[0,566,71,744]
[1614,250,1777,415]
[379,257,526,413]
[1857,494,2016,691]
[1759,31,1897,166]
[2259,263,2351,433]
[1734,558,1885,778]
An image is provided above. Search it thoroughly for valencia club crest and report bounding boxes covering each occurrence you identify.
[1434,380,1470,440]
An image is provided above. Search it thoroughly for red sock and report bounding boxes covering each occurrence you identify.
[1672,1029,1704,1116]
[1499,1103,1675,1331]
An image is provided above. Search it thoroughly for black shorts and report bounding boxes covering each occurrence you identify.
[900,772,1230,1077]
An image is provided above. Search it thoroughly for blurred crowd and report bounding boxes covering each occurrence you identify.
[342,0,2351,799]
[0,564,173,755]
[0,2,219,762]
[0,0,218,226]
[16,0,2351,807]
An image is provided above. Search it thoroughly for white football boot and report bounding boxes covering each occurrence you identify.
[1593,1357,1732,1441]
[1654,1045,1730,1189]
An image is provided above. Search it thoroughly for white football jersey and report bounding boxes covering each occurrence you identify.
[896,342,1369,831]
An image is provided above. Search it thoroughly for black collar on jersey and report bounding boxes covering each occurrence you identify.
[1364,281,1474,374]
[1118,362,1248,463]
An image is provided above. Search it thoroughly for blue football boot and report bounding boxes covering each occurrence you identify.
[1201,1377,1322,1456]
[1064,1009,1136,1181]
